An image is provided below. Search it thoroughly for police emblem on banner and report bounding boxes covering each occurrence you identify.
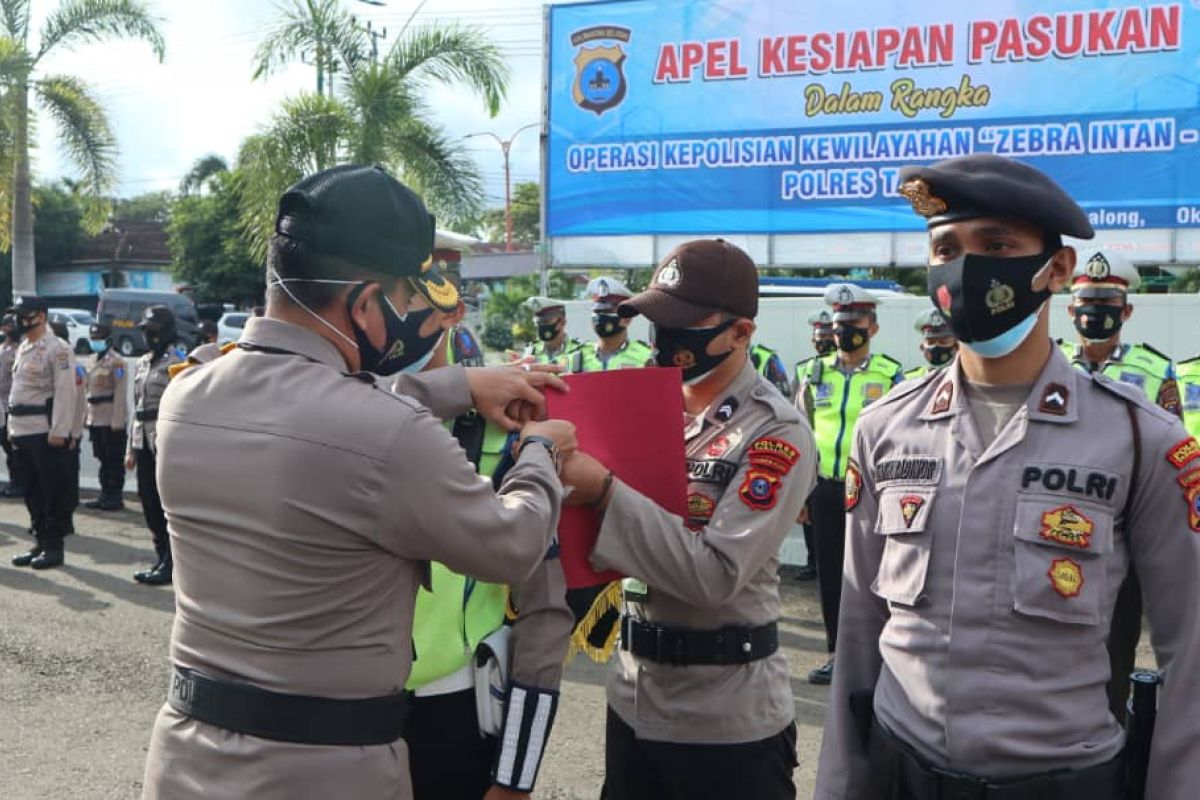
[571,26,631,116]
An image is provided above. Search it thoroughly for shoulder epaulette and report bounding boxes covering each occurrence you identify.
[1137,342,1172,363]
[1177,355,1200,366]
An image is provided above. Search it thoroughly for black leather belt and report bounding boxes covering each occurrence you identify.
[87,395,114,405]
[135,409,157,421]
[869,719,1125,800]
[620,616,778,666]
[10,402,50,417]
[167,665,410,747]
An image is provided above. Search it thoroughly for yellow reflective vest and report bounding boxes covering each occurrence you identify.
[802,352,903,480]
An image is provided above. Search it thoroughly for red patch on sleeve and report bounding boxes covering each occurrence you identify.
[1180,469,1200,532]
[747,437,799,476]
[845,461,862,511]
[738,470,780,511]
[1167,437,1200,470]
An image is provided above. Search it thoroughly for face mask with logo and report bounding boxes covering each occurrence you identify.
[89,339,108,354]
[813,337,836,356]
[592,313,622,339]
[1073,304,1124,344]
[537,321,560,342]
[927,251,1054,359]
[923,344,956,367]
[834,324,869,353]
[653,318,736,385]
[345,285,440,376]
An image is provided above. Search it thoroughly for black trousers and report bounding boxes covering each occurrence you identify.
[1106,569,1142,723]
[803,522,815,567]
[403,688,497,800]
[89,426,127,501]
[1,423,24,491]
[809,477,847,653]
[13,433,73,551]
[135,447,170,562]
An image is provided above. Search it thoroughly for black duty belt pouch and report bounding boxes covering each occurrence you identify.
[10,401,51,417]
[167,665,411,746]
[86,395,114,405]
[135,409,158,422]
[620,617,778,666]
[869,719,1126,800]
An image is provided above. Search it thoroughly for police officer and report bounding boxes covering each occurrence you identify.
[792,310,838,582]
[816,154,1200,798]
[904,308,958,380]
[750,341,793,397]
[560,238,817,799]
[0,312,23,497]
[522,297,583,367]
[400,267,573,800]
[797,283,903,685]
[8,296,77,570]
[576,276,652,372]
[126,306,185,585]
[1178,353,1200,439]
[141,164,576,800]
[84,323,128,511]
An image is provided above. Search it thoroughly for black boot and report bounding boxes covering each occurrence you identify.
[133,559,164,583]
[137,560,173,586]
[12,547,42,567]
[30,549,64,570]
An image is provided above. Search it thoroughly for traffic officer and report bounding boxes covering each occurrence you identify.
[751,341,793,397]
[84,323,128,511]
[792,309,838,582]
[522,296,582,367]
[816,154,1200,798]
[0,312,23,497]
[560,238,817,799]
[401,267,574,799]
[796,282,903,685]
[904,308,958,380]
[575,276,652,372]
[126,306,185,585]
[7,296,77,570]
[140,164,575,800]
[1179,354,1200,439]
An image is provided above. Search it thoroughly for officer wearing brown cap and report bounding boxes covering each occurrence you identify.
[816,154,1200,798]
[7,295,77,570]
[560,239,816,799]
[140,165,577,800]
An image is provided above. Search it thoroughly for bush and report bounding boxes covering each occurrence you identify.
[481,318,514,352]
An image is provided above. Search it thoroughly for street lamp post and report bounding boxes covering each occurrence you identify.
[467,123,539,252]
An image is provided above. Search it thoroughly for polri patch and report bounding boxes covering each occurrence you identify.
[1048,558,1084,598]
[845,460,862,511]
[899,494,925,529]
[930,381,953,414]
[1038,383,1070,416]
[687,458,738,486]
[1167,437,1200,470]
[875,456,942,486]
[747,437,800,475]
[739,469,780,511]
[1039,505,1094,550]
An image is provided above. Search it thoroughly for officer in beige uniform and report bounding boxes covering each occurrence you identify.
[126,306,186,586]
[0,312,23,497]
[561,239,817,799]
[140,165,574,800]
[84,322,128,511]
[8,296,77,569]
[816,155,1200,799]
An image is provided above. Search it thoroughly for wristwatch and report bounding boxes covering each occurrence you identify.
[517,434,561,474]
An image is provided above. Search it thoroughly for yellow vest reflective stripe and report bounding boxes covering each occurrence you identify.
[576,339,651,372]
[1062,342,1169,405]
[1177,358,1200,439]
[810,353,901,480]
[526,339,583,369]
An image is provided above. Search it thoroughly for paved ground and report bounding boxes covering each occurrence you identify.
[0,493,832,800]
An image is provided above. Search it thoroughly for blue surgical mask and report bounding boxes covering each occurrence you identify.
[402,340,439,374]
[89,339,107,354]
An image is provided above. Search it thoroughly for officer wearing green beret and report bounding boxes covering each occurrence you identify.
[904,308,958,380]
[575,276,651,372]
[522,297,583,368]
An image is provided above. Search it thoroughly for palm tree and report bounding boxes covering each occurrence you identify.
[253,0,362,98]
[179,154,229,196]
[0,0,164,297]
[239,21,508,260]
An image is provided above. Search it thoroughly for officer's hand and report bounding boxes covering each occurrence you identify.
[125,453,136,471]
[796,504,810,525]
[483,787,530,800]
[47,435,66,448]
[561,451,612,508]
[519,419,577,462]
[465,367,568,432]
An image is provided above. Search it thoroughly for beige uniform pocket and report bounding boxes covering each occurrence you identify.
[871,486,936,607]
[1011,497,1113,625]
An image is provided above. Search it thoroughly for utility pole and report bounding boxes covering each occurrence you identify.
[466,123,539,252]
[351,15,388,63]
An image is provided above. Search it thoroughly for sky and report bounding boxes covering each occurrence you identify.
[32,0,564,210]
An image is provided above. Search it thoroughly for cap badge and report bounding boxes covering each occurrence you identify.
[985,280,1015,315]
[835,286,855,306]
[898,178,948,218]
[596,279,610,297]
[1085,253,1111,280]
[656,259,681,289]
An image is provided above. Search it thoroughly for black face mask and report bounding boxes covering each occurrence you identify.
[1073,304,1124,343]
[347,284,439,376]
[813,337,836,356]
[537,322,560,342]
[834,324,869,353]
[592,313,622,339]
[924,344,956,367]
[927,250,1054,359]
[16,314,38,335]
[653,319,736,384]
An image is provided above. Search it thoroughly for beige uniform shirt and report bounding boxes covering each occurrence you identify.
[7,333,77,439]
[141,318,562,800]
[591,362,817,744]
[128,345,184,454]
[71,360,86,440]
[0,339,18,427]
[816,347,1200,799]
[84,350,129,430]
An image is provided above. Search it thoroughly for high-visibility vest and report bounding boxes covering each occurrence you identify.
[750,343,792,396]
[1177,357,1200,439]
[574,338,652,372]
[524,338,584,369]
[1060,341,1171,406]
[805,352,903,480]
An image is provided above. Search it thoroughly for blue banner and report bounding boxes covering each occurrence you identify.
[546,1,1200,236]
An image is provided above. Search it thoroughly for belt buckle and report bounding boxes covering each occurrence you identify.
[931,765,988,800]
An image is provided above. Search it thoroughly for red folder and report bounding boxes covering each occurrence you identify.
[545,368,689,588]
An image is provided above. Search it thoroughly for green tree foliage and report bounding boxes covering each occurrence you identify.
[113,189,172,222]
[478,181,539,244]
[167,170,263,306]
[32,181,84,268]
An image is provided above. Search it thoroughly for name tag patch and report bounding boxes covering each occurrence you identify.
[687,458,737,486]
[875,456,942,486]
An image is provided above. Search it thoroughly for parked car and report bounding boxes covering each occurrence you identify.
[96,289,200,356]
[48,308,96,354]
[217,311,249,345]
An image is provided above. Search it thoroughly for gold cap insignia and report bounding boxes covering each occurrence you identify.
[898,179,948,218]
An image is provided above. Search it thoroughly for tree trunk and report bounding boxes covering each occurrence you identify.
[11,82,35,298]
